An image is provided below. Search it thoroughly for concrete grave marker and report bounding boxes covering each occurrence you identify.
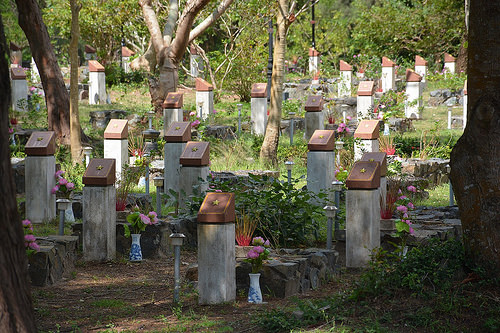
[354,120,380,160]
[88,60,106,105]
[11,67,27,112]
[307,130,336,200]
[304,95,325,141]
[357,81,375,120]
[360,152,387,213]
[309,48,320,75]
[345,161,381,267]
[190,45,204,78]
[179,141,210,206]
[415,55,428,83]
[381,57,396,92]
[10,42,22,67]
[195,78,214,120]
[163,91,184,130]
[164,122,191,196]
[251,83,268,135]
[25,131,56,223]
[405,69,422,119]
[104,119,128,180]
[339,60,352,97]
[82,159,116,262]
[197,192,236,304]
[444,53,456,74]
[121,46,135,73]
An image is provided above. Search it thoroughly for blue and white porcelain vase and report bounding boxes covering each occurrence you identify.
[129,233,143,262]
[248,273,263,304]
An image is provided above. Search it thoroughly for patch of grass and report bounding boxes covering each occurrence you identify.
[416,183,452,207]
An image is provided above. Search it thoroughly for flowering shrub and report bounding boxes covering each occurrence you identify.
[393,187,416,238]
[23,219,39,257]
[245,237,271,274]
[51,170,75,198]
[374,90,407,121]
[336,122,350,134]
[124,205,159,237]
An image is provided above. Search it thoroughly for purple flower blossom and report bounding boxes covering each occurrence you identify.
[59,178,68,185]
[29,242,40,251]
[254,246,265,254]
[66,182,75,190]
[399,195,407,200]
[409,227,414,234]
[51,185,60,194]
[247,250,259,259]
[396,205,408,213]
[55,170,65,177]
[22,219,31,227]
[252,237,265,246]
[25,234,36,242]
[407,185,417,193]
[408,202,415,209]
[264,240,270,247]
[9,128,13,134]
[189,111,196,116]
[139,213,151,225]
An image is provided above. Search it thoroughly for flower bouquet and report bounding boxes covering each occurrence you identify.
[245,237,271,274]
[124,205,159,237]
[51,170,74,198]
[23,219,39,257]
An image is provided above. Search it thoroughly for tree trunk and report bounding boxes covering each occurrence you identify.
[15,0,71,144]
[0,14,37,332]
[450,0,500,273]
[69,0,83,164]
[260,2,289,166]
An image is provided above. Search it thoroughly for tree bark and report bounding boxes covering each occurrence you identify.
[69,0,83,164]
[260,1,290,166]
[15,0,71,145]
[450,0,500,273]
[0,14,37,332]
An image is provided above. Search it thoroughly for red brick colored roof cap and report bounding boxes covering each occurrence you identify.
[195,78,213,91]
[415,55,428,66]
[162,92,184,108]
[444,53,456,62]
[88,60,105,72]
[121,46,135,57]
[406,69,422,82]
[340,60,352,71]
[382,56,395,67]
[357,81,375,96]
[10,67,26,79]
[309,48,320,57]
[85,44,96,53]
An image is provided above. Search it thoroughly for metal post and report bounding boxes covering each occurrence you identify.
[170,233,185,304]
[289,112,295,145]
[285,161,294,185]
[266,18,273,103]
[156,186,162,217]
[237,103,242,136]
[447,106,452,130]
[324,206,337,250]
[311,2,316,50]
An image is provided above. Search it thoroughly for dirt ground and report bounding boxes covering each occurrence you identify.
[32,248,353,333]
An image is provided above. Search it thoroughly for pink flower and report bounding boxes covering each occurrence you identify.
[408,202,415,209]
[346,116,352,120]
[30,86,36,92]
[189,111,196,116]
[396,205,408,213]
[29,242,40,251]
[254,246,264,254]
[55,170,65,177]
[345,127,351,133]
[22,219,31,227]
[212,109,218,114]
[8,128,13,134]
[409,227,414,234]
[51,185,59,194]
[407,185,417,193]
[66,182,75,190]
[399,195,407,200]
[139,213,151,225]
[59,178,68,185]
[25,234,36,242]
[247,250,259,259]
[215,189,222,193]
[403,213,409,218]
[337,127,343,133]
[252,237,264,246]
[264,240,270,247]
[191,119,200,127]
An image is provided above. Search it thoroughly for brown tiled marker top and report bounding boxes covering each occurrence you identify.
[165,122,191,142]
[82,159,116,186]
[346,161,381,189]
[415,55,428,66]
[197,192,236,223]
[179,141,210,166]
[195,78,213,91]
[304,95,324,112]
[162,92,184,109]
[121,46,135,57]
[309,48,320,57]
[444,53,456,62]
[251,83,268,98]
[25,131,56,156]
[88,60,105,72]
[354,120,380,140]
[382,56,395,67]
[360,152,387,177]
[85,45,96,53]
[357,81,375,96]
[104,119,128,139]
[308,130,336,151]
[406,69,422,82]
[340,60,352,71]
[10,67,26,80]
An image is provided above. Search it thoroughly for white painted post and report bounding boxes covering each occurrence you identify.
[381,57,396,92]
[309,48,320,75]
[357,81,375,120]
[251,83,268,135]
[121,46,135,73]
[88,60,106,105]
[444,53,456,74]
[415,55,428,83]
[405,69,423,119]
[195,78,214,120]
[339,60,353,97]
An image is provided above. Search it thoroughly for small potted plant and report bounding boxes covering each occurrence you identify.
[124,206,159,262]
[245,237,271,304]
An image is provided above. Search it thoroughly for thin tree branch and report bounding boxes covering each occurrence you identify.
[139,0,164,58]
[163,0,179,46]
[189,0,235,43]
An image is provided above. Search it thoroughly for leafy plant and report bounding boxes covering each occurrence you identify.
[123,205,159,237]
[244,237,271,274]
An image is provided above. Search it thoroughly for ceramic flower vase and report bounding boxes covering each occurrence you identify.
[129,233,143,262]
[64,201,75,223]
[248,273,263,304]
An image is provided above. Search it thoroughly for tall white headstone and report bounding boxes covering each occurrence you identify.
[381,57,396,92]
[405,69,423,119]
[195,78,214,120]
[357,81,375,120]
[444,53,456,74]
[415,55,428,83]
[251,83,268,135]
[88,60,106,105]
[121,46,135,74]
[309,48,320,75]
[190,45,204,78]
[339,60,353,97]
[10,67,28,112]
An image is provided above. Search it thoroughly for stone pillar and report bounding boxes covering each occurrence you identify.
[251,83,268,135]
[357,81,375,120]
[463,80,467,129]
[339,60,352,97]
[195,78,214,120]
[84,44,97,61]
[179,141,210,207]
[25,131,56,224]
[163,92,184,131]
[354,120,380,161]
[304,95,324,141]
[10,67,27,112]
[121,46,135,74]
[164,122,191,196]
[360,152,387,215]
[307,130,336,198]
[415,55,428,83]
[103,119,128,180]
[444,53,456,74]
[88,60,106,105]
[405,69,423,119]
[10,42,22,67]
[309,48,320,75]
[197,192,236,304]
[190,45,204,78]
[381,56,396,92]
[345,161,381,267]
[82,159,116,262]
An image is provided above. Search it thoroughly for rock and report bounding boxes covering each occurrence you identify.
[204,125,236,140]
[430,90,442,97]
